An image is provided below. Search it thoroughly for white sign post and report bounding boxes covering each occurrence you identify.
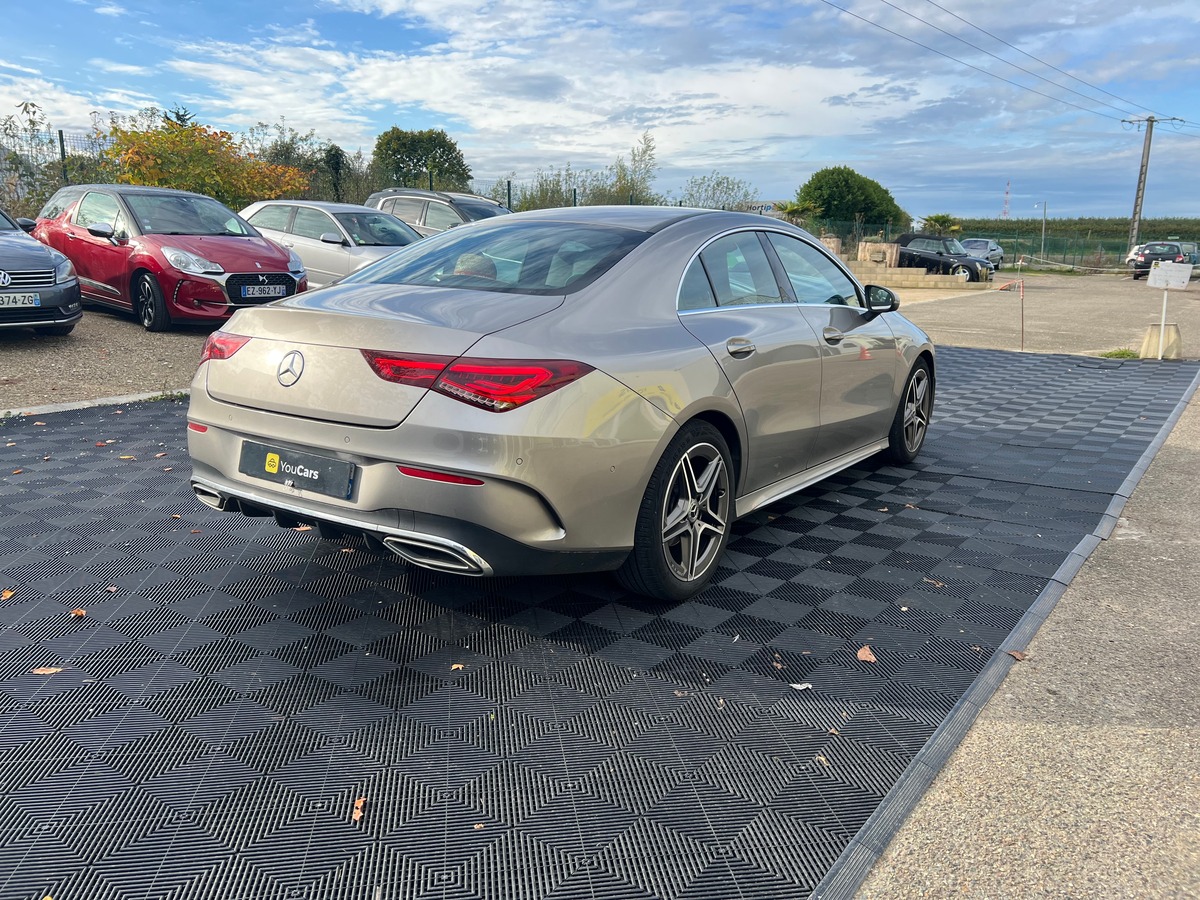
[1147,261,1194,360]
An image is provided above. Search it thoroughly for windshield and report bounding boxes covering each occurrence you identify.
[124,193,255,236]
[341,219,648,295]
[0,209,17,231]
[333,211,420,247]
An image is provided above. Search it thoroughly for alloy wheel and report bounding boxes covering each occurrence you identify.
[659,442,730,582]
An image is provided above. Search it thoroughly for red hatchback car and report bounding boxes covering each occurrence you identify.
[33,184,307,331]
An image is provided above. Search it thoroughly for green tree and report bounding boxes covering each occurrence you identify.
[371,127,471,191]
[585,131,662,205]
[920,213,959,235]
[679,170,758,211]
[775,198,823,229]
[795,166,907,227]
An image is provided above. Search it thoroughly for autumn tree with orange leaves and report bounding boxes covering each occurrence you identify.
[100,110,309,210]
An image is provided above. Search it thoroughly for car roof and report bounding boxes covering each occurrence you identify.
[247,200,382,214]
[492,204,755,233]
[65,183,213,200]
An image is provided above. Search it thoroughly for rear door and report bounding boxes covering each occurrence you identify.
[676,230,823,493]
[288,207,347,287]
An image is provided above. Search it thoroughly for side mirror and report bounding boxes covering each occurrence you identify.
[865,285,899,313]
[320,232,346,245]
[15,217,35,233]
[86,222,117,242]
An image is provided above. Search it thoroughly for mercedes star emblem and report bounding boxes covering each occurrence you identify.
[277,350,305,387]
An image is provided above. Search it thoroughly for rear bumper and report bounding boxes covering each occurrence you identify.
[189,470,630,577]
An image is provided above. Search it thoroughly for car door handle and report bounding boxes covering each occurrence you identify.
[726,337,756,356]
[822,327,845,344]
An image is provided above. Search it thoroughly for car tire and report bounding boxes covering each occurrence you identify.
[617,421,733,601]
[137,273,171,332]
[950,264,972,280]
[35,324,75,336]
[885,358,933,464]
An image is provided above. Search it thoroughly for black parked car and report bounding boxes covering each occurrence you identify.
[1129,241,1188,280]
[0,206,82,336]
[896,233,994,282]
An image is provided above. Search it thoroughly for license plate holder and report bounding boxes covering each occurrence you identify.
[0,293,41,307]
[240,284,288,298]
[238,441,356,499]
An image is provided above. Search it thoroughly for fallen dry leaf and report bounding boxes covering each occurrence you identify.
[4,442,13,447]
[352,797,367,822]
[69,609,87,618]
[922,577,945,588]
[1007,650,1028,662]
[155,452,168,458]
[294,524,313,531]
[341,547,354,553]
[789,683,812,691]
[828,728,840,735]
[1,589,14,601]
[95,442,106,447]
[106,585,119,593]
[878,506,889,512]
[716,697,725,709]
[190,530,202,534]
[673,690,689,697]
[856,645,878,663]
[119,455,136,460]
[450,663,465,671]
[31,667,63,675]
[10,469,22,475]
[815,754,830,768]
[772,661,785,670]
[163,467,173,472]
[34,422,46,426]
[171,514,182,519]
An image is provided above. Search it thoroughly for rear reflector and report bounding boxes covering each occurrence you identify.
[362,352,593,412]
[398,466,485,485]
[187,422,208,433]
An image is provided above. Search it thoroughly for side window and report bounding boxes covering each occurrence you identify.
[291,207,338,240]
[74,192,121,229]
[389,197,425,224]
[112,210,130,241]
[39,188,84,220]
[424,202,462,231]
[247,205,293,232]
[379,198,395,214]
[767,233,862,308]
[678,258,717,310]
[697,233,784,307]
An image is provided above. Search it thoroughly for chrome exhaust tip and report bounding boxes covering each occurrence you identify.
[192,483,228,511]
[381,535,489,576]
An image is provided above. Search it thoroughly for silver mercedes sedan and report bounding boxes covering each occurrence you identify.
[187,206,935,601]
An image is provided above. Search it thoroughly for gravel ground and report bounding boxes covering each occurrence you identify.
[0,306,210,415]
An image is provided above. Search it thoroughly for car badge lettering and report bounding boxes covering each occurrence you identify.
[0,271,10,287]
[277,350,304,387]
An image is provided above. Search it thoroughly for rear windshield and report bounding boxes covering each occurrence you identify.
[1145,243,1179,254]
[341,220,648,295]
[455,198,511,221]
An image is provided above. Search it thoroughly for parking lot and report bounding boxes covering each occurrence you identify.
[3,266,1199,898]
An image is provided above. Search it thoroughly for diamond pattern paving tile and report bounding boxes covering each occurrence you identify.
[1,350,1197,900]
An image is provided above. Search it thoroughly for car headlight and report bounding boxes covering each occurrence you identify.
[162,246,224,275]
[287,249,306,276]
[53,256,76,284]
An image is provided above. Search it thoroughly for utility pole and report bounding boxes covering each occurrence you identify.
[1124,116,1183,249]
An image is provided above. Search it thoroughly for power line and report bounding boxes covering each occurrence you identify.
[812,0,1127,121]
[916,0,1173,119]
[874,0,1145,118]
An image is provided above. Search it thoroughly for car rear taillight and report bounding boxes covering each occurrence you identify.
[200,331,251,363]
[362,351,593,412]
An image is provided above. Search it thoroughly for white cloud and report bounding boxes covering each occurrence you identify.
[88,58,151,76]
[95,4,126,15]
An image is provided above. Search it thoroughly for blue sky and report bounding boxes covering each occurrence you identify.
[3,0,1199,221]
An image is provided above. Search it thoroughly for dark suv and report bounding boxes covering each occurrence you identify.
[363,188,511,236]
[896,233,994,282]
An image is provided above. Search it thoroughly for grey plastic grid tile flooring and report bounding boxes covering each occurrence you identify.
[0,347,1197,900]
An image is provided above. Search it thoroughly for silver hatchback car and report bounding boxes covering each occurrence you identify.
[241,200,421,288]
[187,207,935,600]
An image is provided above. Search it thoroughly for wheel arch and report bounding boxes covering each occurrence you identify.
[680,408,743,495]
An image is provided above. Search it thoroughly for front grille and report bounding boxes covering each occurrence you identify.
[224,273,298,305]
[0,269,55,288]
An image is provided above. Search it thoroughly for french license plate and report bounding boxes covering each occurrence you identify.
[238,441,356,499]
[241,284,288,298]
[0,293,41,307]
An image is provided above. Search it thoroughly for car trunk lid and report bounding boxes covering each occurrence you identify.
[203,283,563,427]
